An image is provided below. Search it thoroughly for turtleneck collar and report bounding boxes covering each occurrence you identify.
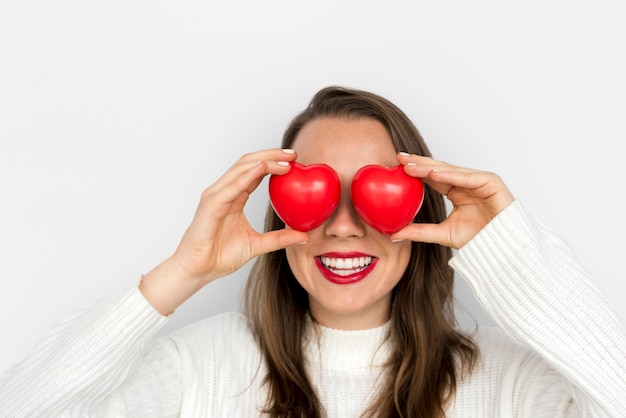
[303,317,393,372]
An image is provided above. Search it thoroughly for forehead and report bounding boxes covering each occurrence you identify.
[291,117,398,168]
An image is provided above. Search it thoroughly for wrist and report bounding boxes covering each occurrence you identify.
[138,256,208,316]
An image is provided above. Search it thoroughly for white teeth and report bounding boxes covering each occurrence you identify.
[333,268,360,276]
[320,256,372,272]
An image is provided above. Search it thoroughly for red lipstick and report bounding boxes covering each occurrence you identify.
[315,252,377,285]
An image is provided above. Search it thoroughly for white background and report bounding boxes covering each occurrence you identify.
[1,1,624,372]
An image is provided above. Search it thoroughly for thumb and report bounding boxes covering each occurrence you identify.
[253,229,310,255]
[391,223,453,248]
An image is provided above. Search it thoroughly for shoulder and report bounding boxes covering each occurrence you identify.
[454,327,579,415]
[469,326,517,349]
[468,326,536,363]
[462,326,557,384]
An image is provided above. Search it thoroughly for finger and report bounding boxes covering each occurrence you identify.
[236,159,301,198]
[396,153,436,166]
[397,153,463,174]
[208,148,298,193]
[391,223,454,248]
[204,149,298,206]
[430,170,515,208]
[401,163,454,197]
[200,161,268,216]
[251,229,310,256]
[397,154,473,196]
[399,153,497,192]
[237,148,298,165]
[428,169,493,190]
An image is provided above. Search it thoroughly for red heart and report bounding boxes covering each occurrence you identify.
[269,162,341,231]
[351,164,424,234]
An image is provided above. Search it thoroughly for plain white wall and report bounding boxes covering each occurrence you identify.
[1,1,624,372]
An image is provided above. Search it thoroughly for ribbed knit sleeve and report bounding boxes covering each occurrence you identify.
[450,201,626,416]
[0,286,169,417]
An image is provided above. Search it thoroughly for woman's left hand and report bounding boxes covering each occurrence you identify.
[392,154,515,249]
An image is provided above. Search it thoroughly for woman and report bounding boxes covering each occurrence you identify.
[0,87,624,417]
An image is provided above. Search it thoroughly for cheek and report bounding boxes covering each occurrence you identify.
[400,243,412,263]
[391,243,412,278]
[285,246,307,282]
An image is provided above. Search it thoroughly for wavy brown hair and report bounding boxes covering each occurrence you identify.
[245,86,477,417]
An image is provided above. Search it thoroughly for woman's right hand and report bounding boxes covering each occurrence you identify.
[139,148,309,315]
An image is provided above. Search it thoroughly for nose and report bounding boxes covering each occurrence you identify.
[323,188,366,239]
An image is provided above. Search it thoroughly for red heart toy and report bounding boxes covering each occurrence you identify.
[269,162,341,231]
[351,164,424,234]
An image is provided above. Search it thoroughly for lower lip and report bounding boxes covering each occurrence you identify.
[315,258,377,285]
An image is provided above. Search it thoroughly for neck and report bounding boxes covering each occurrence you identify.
[304,316,393,371]
[308,299,391,330]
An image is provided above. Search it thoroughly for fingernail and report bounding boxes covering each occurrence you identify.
[399,151,409,156]
[277,161,289,166]
[391,238,405,243]
[282,149,295,154]
[406,162,417,166]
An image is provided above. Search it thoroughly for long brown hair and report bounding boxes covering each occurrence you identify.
[245,86,477,417]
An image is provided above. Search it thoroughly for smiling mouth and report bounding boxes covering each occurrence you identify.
[315,254,377,284]
[319,255,373,276]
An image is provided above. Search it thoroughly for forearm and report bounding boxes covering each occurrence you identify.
[0,287,167,417]
[139,255,217,316]
[450,201,626,415]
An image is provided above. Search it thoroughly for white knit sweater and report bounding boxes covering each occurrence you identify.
[1,201,625,417]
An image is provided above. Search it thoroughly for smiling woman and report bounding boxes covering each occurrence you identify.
[0,87,624,417]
